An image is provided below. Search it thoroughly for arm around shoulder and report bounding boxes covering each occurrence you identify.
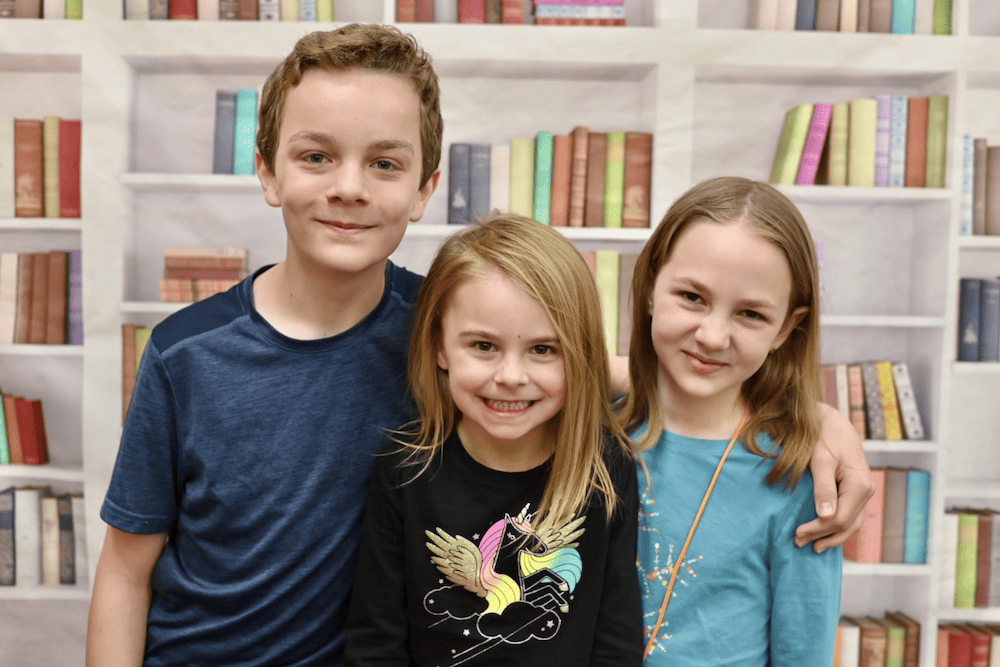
[86,525,167,667]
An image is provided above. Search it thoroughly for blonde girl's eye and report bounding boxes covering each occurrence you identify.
[531,344,556,355]
[474,341,496,353]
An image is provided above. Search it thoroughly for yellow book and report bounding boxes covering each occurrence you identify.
[42,116,60,218]
[769,103,813,185]
[603,132,625,229]
[509,137,535,218]
[594,250,619,356]
[848,98,878,187]
[876,360,903,440]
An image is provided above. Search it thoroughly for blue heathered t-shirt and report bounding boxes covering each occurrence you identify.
[101,261,422,667]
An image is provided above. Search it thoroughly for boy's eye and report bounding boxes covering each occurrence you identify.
[305,153,326,164]
[373,159,396,171]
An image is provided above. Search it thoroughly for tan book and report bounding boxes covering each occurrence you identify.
[584,132,606,228]
[42,116,59,218]
[622,131,652,228]
[985,145,1000,235]
[568,125,589,227]
[28,251,49,345]
[548,133,572,227]
[45,250,69,344]
[14,119,43,218]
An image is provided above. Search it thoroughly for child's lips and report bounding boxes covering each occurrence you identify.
[685,351,726,372]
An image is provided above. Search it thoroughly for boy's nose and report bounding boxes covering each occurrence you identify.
[326,163,368,203]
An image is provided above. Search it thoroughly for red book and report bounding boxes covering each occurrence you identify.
[843,467,886,562]
[169,0,197,18]
[415,0,434,21]
[946,624,974,667]
[622,131,653,228]
[58,119,81,218]
[28,251,48,345]
[968,625,990,667]
[549,134,572,227]
[45,250,68,345]
[2,394,22,464]
[14,397,47,465]
[396,0,416,21]
[238,0,257,19]
[501,0,523,23]
[905,97,928,187]
[458,0,485,22]
[14,119,43,218]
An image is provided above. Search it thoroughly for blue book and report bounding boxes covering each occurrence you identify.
[889,96,908,187]
[960,133,974,235]
[875,95,892,187]
[448,143,471,225]
[233,88,259,176]
[533,131,554,225]
[958,277,982,361]
[469,144,491,222]
[212,90,237,174]
[795,0,816,29]
[68,248,82,345]
[891,0,916,33]
[980,278,1000,362]
[299,0,316,20]
[0,487,12,584]
[903,468,931,564]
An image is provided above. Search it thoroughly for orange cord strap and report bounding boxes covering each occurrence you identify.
[642,403,751,660]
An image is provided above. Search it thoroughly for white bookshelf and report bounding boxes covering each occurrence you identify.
[1,0,998,664]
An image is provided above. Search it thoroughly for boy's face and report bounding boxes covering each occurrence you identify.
[257,67,439,279]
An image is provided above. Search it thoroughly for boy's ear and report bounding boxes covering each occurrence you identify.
[255,151,281,208]
[409,169,441,223]
[772,306,809,350]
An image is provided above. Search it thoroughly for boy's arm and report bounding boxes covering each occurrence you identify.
[86,526,167,667]
[797,402,875,554]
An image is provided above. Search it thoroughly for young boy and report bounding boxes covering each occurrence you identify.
[86,23,871,667]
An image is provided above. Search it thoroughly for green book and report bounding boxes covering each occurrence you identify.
[65,0,82,19]
[532,131,554,225]
[883,618,905,667]
[954,512,979,608]
[594,250,619,356]
[848,98,878,187]
[0,394,9,465]
[925,95,949,188]
[509,137,535,218]
[769,103,813,185]
[233,88,259,176]
[135,327,152,372]
[932,0,951,34]
[603,132,625,228]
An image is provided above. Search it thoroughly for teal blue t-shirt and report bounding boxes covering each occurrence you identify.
[636,429,842,666]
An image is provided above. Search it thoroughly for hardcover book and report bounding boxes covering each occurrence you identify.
[548,134,572,227]
[584,132,607,227]
[874,95,891,186]
[212,90,238,174]
[58,119,81,217]
[42,116,59,218]
[847,98,877,187]
[904,97,928,188]
[769,103,813,185]
[979,279,1000,362]
[508,137,534,218]
[889,96,908,187]
[796,103,831,185]
[603,132,625,228]
[448,142,470,225]
[958,277,982,361]
[469,143,491,223]
[14,119,43,218]
[568,125,589,227]
[925,95,949,188]
[972,137,987,234]
[232,88,258,176]
[622,131,652,228]
[825,102,849,186]
[533,131,554,225]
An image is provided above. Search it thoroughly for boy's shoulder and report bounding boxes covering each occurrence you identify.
[386,260,423,307]
[150,276,250,354]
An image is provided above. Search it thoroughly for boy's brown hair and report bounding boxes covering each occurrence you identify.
[257,24,443,187]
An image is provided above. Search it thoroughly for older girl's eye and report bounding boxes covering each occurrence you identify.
[474,341,496,352]
[741,310,766,322]
[679,291,703,304]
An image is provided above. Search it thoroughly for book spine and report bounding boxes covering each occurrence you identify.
[584,132,607,227]
[617,253,638,357]
[259,0,280,20]
[501,0,523,23]
[979,279,1000,362]
[905,97,929,188]
[40,494,59,585]
[0,251,18,345]
[314,0,332,22]
[795,103,831,185]
[0,488,12,585]
[3,394,21,464]
[220,0,240,19]
[932,0,951,34]
[754,0,778,29]
[861,361,887,439]
[972,137,988,234]
[0,0,15,16]
[18,398,48,464]
[770,103,812,185]
[488,142,510,215]
[622,131,652,228]
[839,0,858,31]
[880,468,908,563]
[123,0,149,19]
[955,513,979,608]
[876,360,903,440]
[447,143,472,225]
[212,91,238,174]
[874,95,892,187]
[14,119,43,218]
[458,0,486,22]
[548,134,572,227]
[170,0,198,18]
[568,125,589,227]
[975,514,993,608]
[0,115,13,218]
[914,0,933,33]
[795,0,816,29]
[485,0,501,22]
[122,323,139,419]
[891,0,915,32]
[415,0,434,21]
[42,116,59,217]
[71,495,87,586]
[990,513,1000,607]
[279,0,298,20]
[13,487,41,586]
[939,511,959,607]
[960,134,974,234]
[14,252,34,344]
[826,102,849,186]
[533,131,554,225]
[843,467,886,563]
[469,143,491,222]
[925,95,949,188]
[890,362,925,439]
[149,0,169,19]
[985,146,1000,235]
[508,137,535,218]
[889,96,908,188]
[58,119,81,217]
[0,395,8,464]
[958,278,982,361]
[848,98,877,187]
[57,495,75,584]
[28,251,49,345]
[603,131,625,228]
[815,0,839,30]
[233,89,258,176]
[45,250,68,344]
[902,469,931,564]
[396,0,416,21]
[199,0,220,19]
[834,362,850,420]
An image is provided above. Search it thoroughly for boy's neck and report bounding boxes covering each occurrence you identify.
[252,258,387,340]
[659,384,747,441]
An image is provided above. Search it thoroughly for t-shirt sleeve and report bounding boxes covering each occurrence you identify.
[769,477,843,667]
[590,446,644,666]
[345,448,412,667]
[100,340,180,534]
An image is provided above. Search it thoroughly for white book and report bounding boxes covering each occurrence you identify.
[776,0,797,30]
[71,495,88,586]
[838,617,861,667]
[839,0,858,31]
[914,0,934,33]
[39,495,60,585]
[198,0,219,19]
[891,361,925,439]
[889,95,908,187]
[13,487,43,586]
[123,0,149,20]
[280,0,298,20]
[990,512,1000,608]
[937,510,959,608]
[960,133,974,235]
[299,0,316,20]
[0,115,13,218]
[990,625,1000,667]
[259,0,280,20]
[489,143,510,215]
[753,0,779,29]
[42,0,63,19]
[0,252,17,345]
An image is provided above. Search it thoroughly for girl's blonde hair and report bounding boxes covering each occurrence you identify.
[403,213,633,535]
[621,176,821,488]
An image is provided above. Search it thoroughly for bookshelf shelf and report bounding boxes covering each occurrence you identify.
[0,585,89,601]
[957,236,1000,250]
[943,480,1000,500]
[863,441,939,455]
[0,465,84,483]
[0,219,83,231]
[0,345,83,357]
[119,173,261,193]
[951,362,1000,374]
[937,608,1000,624]
[119,301,185,315]
[842,563,933,577]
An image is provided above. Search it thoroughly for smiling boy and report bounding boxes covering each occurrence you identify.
[86,22,871,667]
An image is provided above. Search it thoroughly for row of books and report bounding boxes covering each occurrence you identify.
[957,277,999,363]
[820,361,926,441]
[1,116,82,219]
[769,95,948,189]
[0,0,82,18]
[0,487,87,587]
[939,507,1000,610]
[938,623,1000,667]
[756,0,952,34]
[211,89,259,176]
[447,128,652,229]
[842,466,931,564]
[835,612,921,667]
[0,250,83,346]
[962,137,1000,236]
[158,245,248,303]
[124,0,334,21]
[0,392,48,466]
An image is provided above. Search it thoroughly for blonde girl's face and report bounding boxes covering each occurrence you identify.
[648,219,806,416]
[436,267,567,472]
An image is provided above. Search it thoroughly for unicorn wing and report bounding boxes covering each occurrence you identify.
[535,514,586,551]
[425,527,487,597]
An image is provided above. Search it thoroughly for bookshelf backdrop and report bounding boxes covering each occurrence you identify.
[2,0,1000,664]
